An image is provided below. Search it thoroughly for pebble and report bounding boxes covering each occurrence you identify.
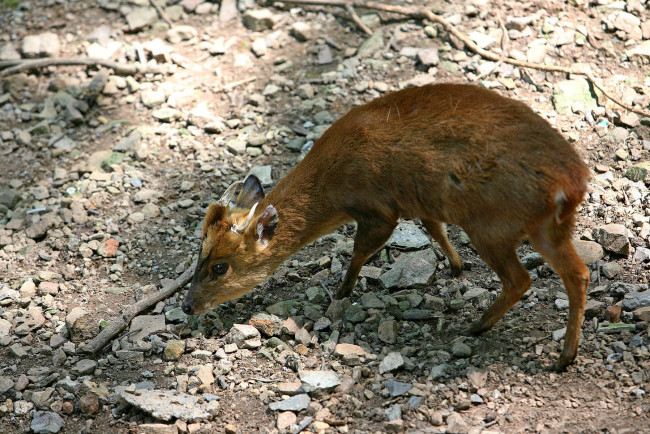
[379,352,404,374]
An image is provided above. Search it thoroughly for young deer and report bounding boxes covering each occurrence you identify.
[182,83,590,370]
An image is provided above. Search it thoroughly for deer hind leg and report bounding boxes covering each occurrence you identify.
[466,236,532,336]
[335,218,396,299]
[421,219,462,276]
[529,219,589,371]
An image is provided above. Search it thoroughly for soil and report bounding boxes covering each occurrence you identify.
[0,0,649,433]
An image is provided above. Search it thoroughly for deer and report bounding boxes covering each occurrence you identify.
[182,83,590,371]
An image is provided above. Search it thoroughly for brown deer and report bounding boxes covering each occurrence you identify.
[182,83,590,370]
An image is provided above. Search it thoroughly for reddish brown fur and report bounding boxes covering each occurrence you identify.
[185,83,590,370]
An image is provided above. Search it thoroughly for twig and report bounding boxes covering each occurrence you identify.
[216,75,258,92]
[273,0,650,117]
[0,57,167,77]
[346,5,372,35]
[80,261,196,354]
[149,0,173,28]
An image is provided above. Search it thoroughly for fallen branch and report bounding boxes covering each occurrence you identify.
[273,0,650,117]
[0,57,168,77]
[80,261,196,354]
[149,0,173,28]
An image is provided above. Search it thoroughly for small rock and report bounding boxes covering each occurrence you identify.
[596,224,629,255]
[291,22,314,41]
[277,411,296,430]
[79,393,100,415]
[269,393,310,411]
[164,340,186,361]
[379,352,404,374]
[572,239,604,266]
[226,324,261,349]
[377,320,399,344]
[385,380,412,397]
[446,412,469,434]
[242,9,274,31]
[31,411,64,433]
[452,341,472,358]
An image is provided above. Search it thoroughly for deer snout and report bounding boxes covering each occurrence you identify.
[181,297,195,315]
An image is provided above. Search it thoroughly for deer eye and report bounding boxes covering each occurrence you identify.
[212,263,229,276]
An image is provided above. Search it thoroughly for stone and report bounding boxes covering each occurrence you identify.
[31,411,64,433]
[251,38,267,57]
[299,370,341,391]
[379,352,404,374]
[126,7,158,31]
[584,300,605,318]
[269,394,310,411]
[291,22,314,41]
[452,341,472,358]
[142,90,167,108]
[626,40,650,60]
[417,48,439,66]
[625,162,650,183]
[226,139,246,155]
[466,367,487,389]
[0,318,11,337]
[0,189,20,209]
[596,224,629,255]
[552,79,597,115]
[22,33,60,58]
[357,29,384,57]
[219,0,238,22]
[121,389,211,422]
[385,379,412,397]
[167,25,198,44]
[446,412,469,434]
[138,424,179,434]
[242,9,274,31]
[164,340,186,361]
[622,290,650,311]
[71,359,97,376]
[181,0,205,12]
[633,306,650,322]
[226,324,262,349]
[65,307,96,342]
[196,365,214,386]
[378,249,437,290]
[0,42,21,60]
[79,393,100,415]
[572,239,604,266]
[249,313,281,336]
[152,108,181,122]
[334,343,367,357]
[386,222,430,250]
[377,320,399,344]
[0,377,14,393]
[277,411,296,430]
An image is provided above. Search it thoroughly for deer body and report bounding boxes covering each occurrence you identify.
[183,83,590,370]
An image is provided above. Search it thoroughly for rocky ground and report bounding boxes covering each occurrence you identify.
[1,0,650,433]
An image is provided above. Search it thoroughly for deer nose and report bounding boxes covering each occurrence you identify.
[182,300,194,315]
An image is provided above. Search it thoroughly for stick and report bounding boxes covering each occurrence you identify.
[0,57,167,77]
[149,0,173,28]
[346,5,372,36]
[216,75,258,92]
[80,261,196,354]
[273,0,650,117]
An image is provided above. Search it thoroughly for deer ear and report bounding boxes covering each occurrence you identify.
[234,175,265,209]
[203,203,227,237]
[256,205,278,247]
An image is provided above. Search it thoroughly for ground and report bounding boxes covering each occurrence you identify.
[0,0,649,433]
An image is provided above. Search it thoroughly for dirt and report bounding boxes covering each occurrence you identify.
[0,0,649,433]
